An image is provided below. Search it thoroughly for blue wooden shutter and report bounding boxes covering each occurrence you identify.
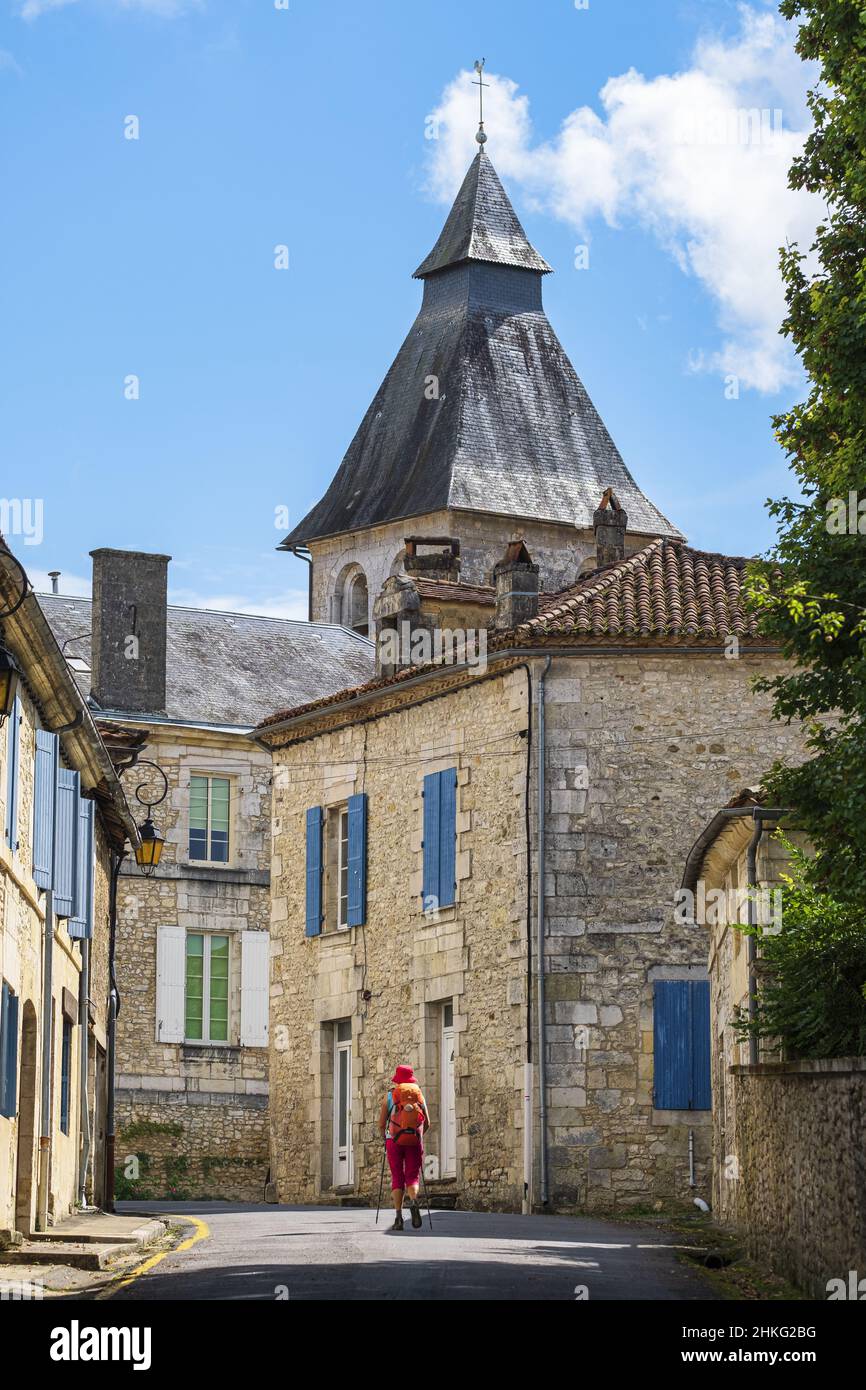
[422,771,441,910]
[422,769,458,911]
[346,792,367,928]
[0,983,19,1119]
[653,980,691,1109]
[654,979,712,1110]
[54,768,80,919]
[305,806,323,937]
[68,796,95,939]
[690,980,712,1110]
[438,768,457,909]
[5,695,21,852]
[33,729,59,890]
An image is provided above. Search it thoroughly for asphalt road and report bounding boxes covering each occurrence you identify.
[106,1202,720,1301]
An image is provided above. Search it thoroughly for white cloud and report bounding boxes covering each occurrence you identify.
[0,49,24,76]
[425,6,822,393]
[20,0,199,19]
[30,567,91,596]
[168,588,310,622]
[30,570,308,621]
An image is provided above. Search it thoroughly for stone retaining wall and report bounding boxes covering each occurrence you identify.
[729,1059,866,1298]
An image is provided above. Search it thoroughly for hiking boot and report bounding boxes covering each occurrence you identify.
[391,1212,404,1231]
[410,1200,423,1229]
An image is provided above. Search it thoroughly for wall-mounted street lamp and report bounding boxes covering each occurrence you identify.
[131,759,169,876]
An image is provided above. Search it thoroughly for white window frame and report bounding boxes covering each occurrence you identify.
[333,1021,353,1186]
[185,932,231,1045]
[337,807,350,930]
[441,1001,457,1178]
[188,773,233,868]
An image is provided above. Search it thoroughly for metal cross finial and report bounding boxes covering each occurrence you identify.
[473,58,489,149]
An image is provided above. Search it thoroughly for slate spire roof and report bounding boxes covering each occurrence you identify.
[413,150,552,278]
[281,150,681,548]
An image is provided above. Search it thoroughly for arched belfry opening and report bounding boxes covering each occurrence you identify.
[346,572,369,636]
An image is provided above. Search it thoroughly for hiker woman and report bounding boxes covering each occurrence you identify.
[379,1064,429,1231]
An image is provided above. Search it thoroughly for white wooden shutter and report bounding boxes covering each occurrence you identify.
[240,930,269,1048]
[156,925,186,1043]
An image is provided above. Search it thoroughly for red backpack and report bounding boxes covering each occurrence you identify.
[388,1084,426,1147]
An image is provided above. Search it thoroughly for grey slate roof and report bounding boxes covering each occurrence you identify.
[38,594,375,729]
[281,151,681,548]
[413,151,552,278]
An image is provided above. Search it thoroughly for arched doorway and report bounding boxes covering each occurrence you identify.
[15,1001,38,1236]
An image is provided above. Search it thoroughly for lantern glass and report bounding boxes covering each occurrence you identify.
[135,819,165,874]
[0,645,20,721]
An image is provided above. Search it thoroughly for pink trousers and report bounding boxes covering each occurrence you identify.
[386,1138,423,1190]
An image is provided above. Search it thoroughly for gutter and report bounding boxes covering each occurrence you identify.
[255,643,783,744]
[289,547,313,623]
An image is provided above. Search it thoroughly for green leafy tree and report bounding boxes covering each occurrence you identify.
[735,841,866,1058]
[747,0,866,907]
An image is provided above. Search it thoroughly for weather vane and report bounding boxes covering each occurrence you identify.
[473,58,488,149]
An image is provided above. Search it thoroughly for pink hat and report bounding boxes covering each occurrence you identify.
[391,1064,418,1085]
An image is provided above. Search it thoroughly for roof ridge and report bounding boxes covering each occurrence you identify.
[36,590,376,639]
[525,539,665,630]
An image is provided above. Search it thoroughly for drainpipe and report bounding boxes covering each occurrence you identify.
[36,889,54,1231]
[536,655,552,1209]
[291,547,313,622]
[105,848,126,1212]
[745,808,783,1067]
[77,937,92,1209]
[515,664,533,1215]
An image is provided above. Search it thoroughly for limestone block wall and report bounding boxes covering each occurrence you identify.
[113,722,272,1200]
[307,508,653,628]
[268,668,530,1211]
[728,1059,866,1298]
[539,652,809,1212]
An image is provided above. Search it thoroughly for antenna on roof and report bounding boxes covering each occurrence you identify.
[473,58,489,150]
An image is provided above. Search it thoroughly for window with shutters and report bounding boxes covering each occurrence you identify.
[60,1019,72,1134]
[189,774,231,865]
[185,933,230,1043]
[422,768,458,914]
[323,804,350,931]
[0,981,19,1119]
[307,794,367,937]
[652,979,712,1111]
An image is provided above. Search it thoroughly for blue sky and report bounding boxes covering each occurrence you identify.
[0,0,817,616]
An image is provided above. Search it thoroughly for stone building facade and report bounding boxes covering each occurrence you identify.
[40,549,374,1202]
[0,539,136,1240]
[683,802,865,1293]
[258,539,810,1214]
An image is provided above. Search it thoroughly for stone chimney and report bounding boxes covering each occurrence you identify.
[593,489,628,568]
[90,548,171,713]
[493,539,540,629]
[402,536,461,584]
[372,574,432,678]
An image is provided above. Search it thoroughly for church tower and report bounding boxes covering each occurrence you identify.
[281,141,681,632]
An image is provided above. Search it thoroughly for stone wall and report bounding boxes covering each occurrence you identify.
[538,652,806,1211]
[728,1059,866,1299]
[308,508,651,629]
[115,1092,270,1203]
[266,646,809,1215]
[268,668,529,1211]
[114,721,272,1200]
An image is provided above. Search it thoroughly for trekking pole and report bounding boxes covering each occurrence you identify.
[375,1141,386,1225]
[419,1153,434,1231]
